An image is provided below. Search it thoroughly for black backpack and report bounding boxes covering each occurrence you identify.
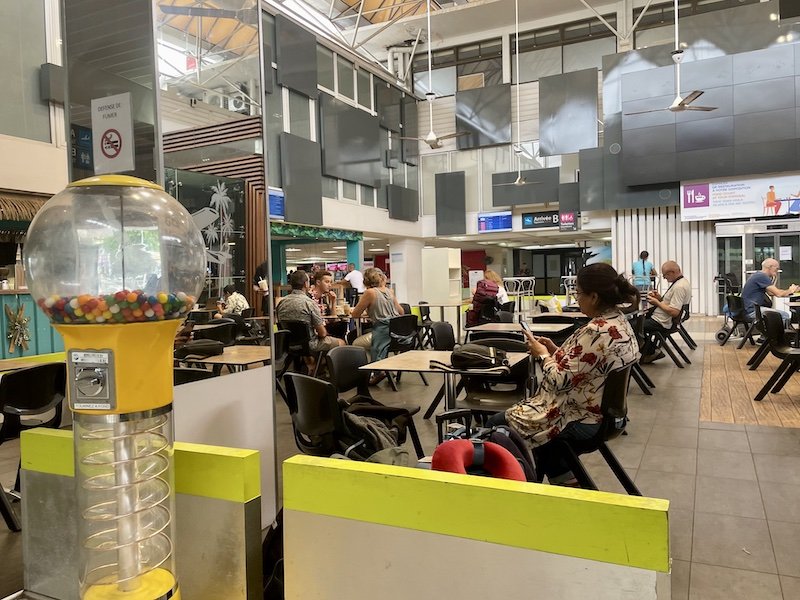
[450,343,508,369]
[174,339,224,359]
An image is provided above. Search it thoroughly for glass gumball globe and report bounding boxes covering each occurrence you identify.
[25,176,206,324]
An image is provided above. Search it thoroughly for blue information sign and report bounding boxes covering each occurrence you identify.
[269,188,285,220]
[477,211,513,233]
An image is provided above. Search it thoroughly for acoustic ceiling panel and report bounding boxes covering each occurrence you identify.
[275,15,318,99]
[280,132,323,226]
[319,93,381,187]
[387,184,419,222]
[491,168,560,207]
[455,84,512,150]
[435,172,466,236]
[539,68,599,156]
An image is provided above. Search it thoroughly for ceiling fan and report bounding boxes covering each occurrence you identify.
[493,0,540,188]
[399,0,467,150]
[624,0,716,116]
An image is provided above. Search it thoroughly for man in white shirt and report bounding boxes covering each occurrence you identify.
[214,284,250,318]
[343,263,365,304]
[641,261,692,363]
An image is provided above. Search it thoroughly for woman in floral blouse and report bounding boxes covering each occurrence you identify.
[488,263,640,485]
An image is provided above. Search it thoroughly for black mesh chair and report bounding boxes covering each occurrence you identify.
[174,367,216,385]
[0,363,67,531]
[418,301,434,348]
[628,313,655,396]
[718,294,756,348]
[194,321,236,346]
[499,301,516,313]
[753,310,800,402]
[644,307,692,368]
[538,366,641,495]
[676,303,697,350]
[384,314,428,390]
[272,329,290,402]
[280,320,324,377]
[325,345,424,458]
[284,372,422,459]
[188,310,211,324]
[241,308,254,319]
[400,303,412,317]
[497,311,515,323]
[424,321,459,419]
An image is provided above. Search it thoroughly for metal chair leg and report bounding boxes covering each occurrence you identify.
[771,358,799,394]
[424,385,445,419]
[658,335,684,368]
[667,334,691,365]
[406,419,425,459]
[598,444,642,496]
[0,488,20,532]
[755,359,792,401]
[631,367,652,395]
[636,364,655,388]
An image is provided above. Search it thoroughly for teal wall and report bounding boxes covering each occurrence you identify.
[0,293,64,359]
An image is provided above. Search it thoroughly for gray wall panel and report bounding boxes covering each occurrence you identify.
[539,68,599,156]
[733,45,795,84]
[578,148,604,212]
[681,55,733,90]
[734,77,795,114]
[677,147,735,181]
[734,108,797,144]
[676,116,735,151]
[734,138,798,174]
[622,153,678,187]
[275,15,318,99]
[623,123,677,155]
[401,94,419,165]
[435,171,466,236]
[621,65,674,102]
[319,93,381,187]
[280,133,323,226]
[621,94,677,129]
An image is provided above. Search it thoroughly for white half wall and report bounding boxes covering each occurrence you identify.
[0,135,68,195]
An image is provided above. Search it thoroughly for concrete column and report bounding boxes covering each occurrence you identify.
[388,239,424,304]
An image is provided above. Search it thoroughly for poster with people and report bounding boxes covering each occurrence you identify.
[681,172,800,221]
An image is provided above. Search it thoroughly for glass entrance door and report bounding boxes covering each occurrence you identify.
[749,234,800,288]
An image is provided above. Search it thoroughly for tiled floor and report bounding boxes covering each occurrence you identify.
[3,317,800,599]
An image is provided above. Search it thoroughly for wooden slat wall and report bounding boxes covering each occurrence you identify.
[187,155,265,191]
[245,181,268,314]
[612,207,717,315]
[163,117,262,152]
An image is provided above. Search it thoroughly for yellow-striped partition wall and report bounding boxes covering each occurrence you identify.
[284,455,671,600]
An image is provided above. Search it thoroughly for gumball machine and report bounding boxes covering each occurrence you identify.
[24,175,206,600]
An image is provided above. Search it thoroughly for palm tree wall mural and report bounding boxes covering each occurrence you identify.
[165,169,245,301]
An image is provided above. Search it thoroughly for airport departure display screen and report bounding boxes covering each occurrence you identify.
[478,211,512,232]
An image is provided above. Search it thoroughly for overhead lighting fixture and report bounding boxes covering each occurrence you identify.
[367,248,384,252]
[332,246,347,250]
[423,245,435,249]
[285,247,302,252]
[322,250,337,254]
[601,236,612,241]
[519,243,578,250]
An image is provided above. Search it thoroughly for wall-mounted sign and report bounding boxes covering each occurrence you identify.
[477,210,512,232]
[268,188,285,220]
[522,211,560,229]
[70,124,93,171]
[90,92,134,174]
[681,172,800,222]
[559,211,578,232]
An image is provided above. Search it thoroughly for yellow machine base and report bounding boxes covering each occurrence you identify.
[83,568,179,600]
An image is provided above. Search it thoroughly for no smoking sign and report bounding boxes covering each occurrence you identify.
[91,92,135,174]
[101,129,122,159]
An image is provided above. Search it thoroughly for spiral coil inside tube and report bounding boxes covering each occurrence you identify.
[76,413,176,590]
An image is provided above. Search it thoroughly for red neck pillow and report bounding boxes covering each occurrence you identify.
[432,439,526,481]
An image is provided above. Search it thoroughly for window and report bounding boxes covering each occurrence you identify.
[563,37,616,73]
[357,69,371,108]
[322,176,338,199]
[317,45,335,90]
[288,90,311,140]
[265,68,283,187]
[513,46,562,84]
[342,180,357,201]
[360,184,374,207]
[337,56,354,99]
[481,146,512,210]
[413,66,457,97]
[1,0,50,142]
